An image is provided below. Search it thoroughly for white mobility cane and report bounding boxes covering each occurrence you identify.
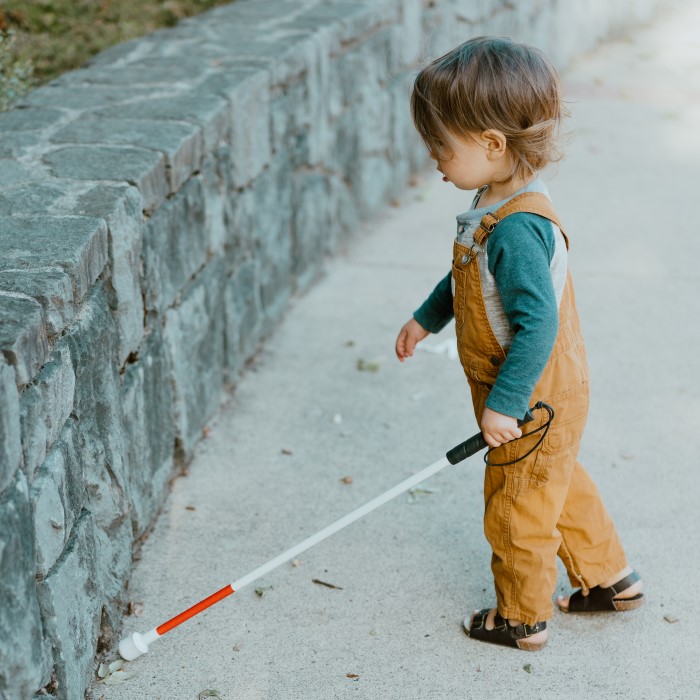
[119,404,550,661]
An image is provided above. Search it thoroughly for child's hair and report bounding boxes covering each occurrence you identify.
[411,37,566,183]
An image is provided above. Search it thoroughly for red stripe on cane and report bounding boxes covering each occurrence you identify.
[156,584,235,635]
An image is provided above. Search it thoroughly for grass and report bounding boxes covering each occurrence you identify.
[0,0,236,110]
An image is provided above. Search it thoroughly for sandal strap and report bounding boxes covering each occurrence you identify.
[494,613,546,640]
[567,570,642,612]
[608,570,640,596]
[469,609,546,648]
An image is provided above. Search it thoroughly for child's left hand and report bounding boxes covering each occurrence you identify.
[481,407,522,448]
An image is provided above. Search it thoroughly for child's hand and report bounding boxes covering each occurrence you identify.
[481,407,522,448]
[395,318,430,362]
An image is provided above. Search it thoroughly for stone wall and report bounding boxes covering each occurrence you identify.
[0,0,670,698]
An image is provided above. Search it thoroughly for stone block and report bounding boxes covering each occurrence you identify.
[199,69,272,187]
[351,153,394,218]
[0,292,48,386]
[30,427,83,577]
[19,383,46,483]
[18,342,75,478]
[224,258,263,377]
[297,2,394,48]
[72,186,145,365]
[164,259,225,458]
[248,153,293,330]
[92,93,232,154]
[219,177,257,266]
[291,172,331,291]
[0,215,108,302]
[37,510,100,700]
[397,0,423,68]
[63,287,133,607]
[389,73,427,194]
[43,146,168,213]
[30,457,65,577]
[0,160,37,187]
[120,324,175,538]
[0,359,20,493]
[18,83,160,111]
[0,268,74,336]
[0,472,47,700]
[0,181,78,217]
[200,149,232,255]
[0,107,66,132]
[327,107,360,179]
[51,118,203,194]
[326,174,359,254]
[421,2,463,58]
[0,131,40,159]
[75,56,213,86]
[142,176,208,314]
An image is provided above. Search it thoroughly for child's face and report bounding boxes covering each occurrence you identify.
[433,131,506,191]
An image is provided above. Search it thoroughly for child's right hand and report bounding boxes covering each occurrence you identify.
[395,318,430,362]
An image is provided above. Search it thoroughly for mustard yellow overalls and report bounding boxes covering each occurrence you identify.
[452,192,628,624]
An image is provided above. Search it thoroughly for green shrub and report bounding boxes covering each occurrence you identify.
[0,30,34,112]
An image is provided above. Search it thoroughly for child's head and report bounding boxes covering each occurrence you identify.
[411,37,565,187]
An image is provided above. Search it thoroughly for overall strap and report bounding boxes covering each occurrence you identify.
[474,192,569,249]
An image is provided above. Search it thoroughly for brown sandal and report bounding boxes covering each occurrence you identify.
[559,570,645,613]
[465,609,547,651]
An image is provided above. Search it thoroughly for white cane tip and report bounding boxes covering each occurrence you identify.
[118,632,149,661]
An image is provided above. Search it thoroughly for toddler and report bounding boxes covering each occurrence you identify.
[395,37,644,650]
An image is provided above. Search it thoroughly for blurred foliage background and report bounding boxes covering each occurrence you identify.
[0,0,235,110]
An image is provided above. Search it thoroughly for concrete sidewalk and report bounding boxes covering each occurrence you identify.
[96,6,700,699]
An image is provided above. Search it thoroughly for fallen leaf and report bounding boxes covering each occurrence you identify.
[406,486,438,504]
[312,578,344,590]
[97,663,109,679]
[202,426,211,438]
[103,671,137,685]
[346,673,360,679]
[281,448,293,455]
[108,660,124,673]
[291,559,301,568]
[340,476,353,484]
[523,663,533,673]
[185,505,196,511]
[664,614,679,624]
[357,358,380,372]
[198,691,222,699]
[232,644,242,652]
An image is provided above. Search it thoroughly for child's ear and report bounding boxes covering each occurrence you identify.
[481,129,508,159]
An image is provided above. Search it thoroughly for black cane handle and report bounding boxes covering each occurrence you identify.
[444,406,538,466]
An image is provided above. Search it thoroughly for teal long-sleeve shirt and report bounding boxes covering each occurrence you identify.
[413,213,561,419]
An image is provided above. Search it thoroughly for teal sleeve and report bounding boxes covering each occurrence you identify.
[485,213,559,419]
[413,271,454,333]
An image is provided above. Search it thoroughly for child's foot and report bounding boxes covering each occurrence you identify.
[464,607,548,650]
[557,566,644,613]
